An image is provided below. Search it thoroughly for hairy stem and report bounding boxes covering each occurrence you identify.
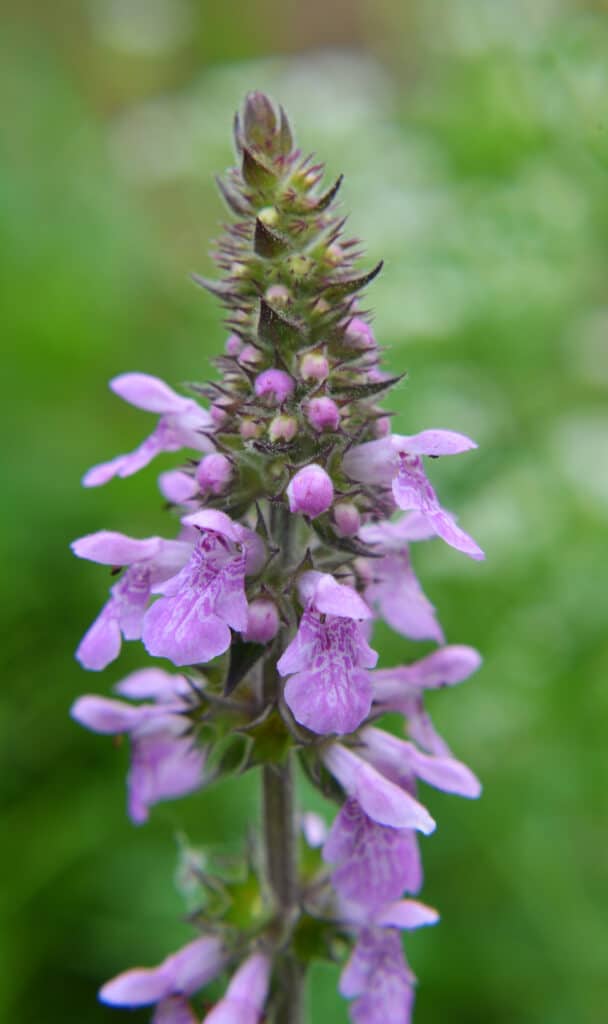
[261,505,304,1024]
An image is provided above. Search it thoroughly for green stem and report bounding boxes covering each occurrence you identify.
[261,504,304,1024]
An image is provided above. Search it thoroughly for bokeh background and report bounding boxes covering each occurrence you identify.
[2,1,608,1021]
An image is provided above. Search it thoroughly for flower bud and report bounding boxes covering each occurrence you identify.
[224,334,243,357]
[287,254,314,279]
[269,414,298,443]
[299,351,329,382]
[243,598,280,643]
[333,502,361,537]
[240,418,263,440]
[195,454,233,495]
[287,464,334,518]
[306,397,341,433]
[239,344,263,367]
[325,243,344,266]
[243,91,277,149]
[258,206,279,227]
[254,368,295,404]
[265,284,291,307]
[211,402,230,427]
[345,316,377,350]
[374,415,391,438]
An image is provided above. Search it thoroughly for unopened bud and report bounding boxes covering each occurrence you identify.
[325,243,344,266]
[239,344,264,367]
[374,416,391,438]
[269,414,297,443]
[254,368,295,405]
[287,255,313,279]
[287,464,334,519]
[243,91,277,149]
[306,397,341,433]
[243,598,280,644]
[258,206,279,227]
[333,502,361,537]
[265,284,291,307]
[300,352,329,382]
[240,418,263,440]
[345,317,377,350]
[225,334,243,357]
[195,453,233,495]
[211,402,230,427]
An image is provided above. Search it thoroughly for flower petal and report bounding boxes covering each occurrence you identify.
[75,602,122,671]
[71,531,161,566]
[71,695,144,734]
[111,373,195,415]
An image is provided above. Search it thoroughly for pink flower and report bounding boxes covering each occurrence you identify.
[83,374,212,487]
[343,430,484,559]
[99,935,225,1022]
[323,798,422,909]
[322,743,435,834]
[277,573,376,735]
[142,511,250,667]
[72,532,192,671]
[372,645,482,756]
[201,953,271,1024]
[71,668,206,823]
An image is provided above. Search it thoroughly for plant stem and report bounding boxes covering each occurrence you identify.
[261,504,304,1024]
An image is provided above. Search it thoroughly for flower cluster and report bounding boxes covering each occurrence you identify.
[72,93,484,1024]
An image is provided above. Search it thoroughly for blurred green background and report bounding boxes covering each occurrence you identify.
[2,0,608,1021]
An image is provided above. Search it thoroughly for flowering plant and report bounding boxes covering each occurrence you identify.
[72,92,484,1024]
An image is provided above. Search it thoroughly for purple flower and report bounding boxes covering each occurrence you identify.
[339,902,437,1024]
[343,430,484,559]
[340,928,415,1024]
[359,726,481,800]
[201,953,271,1024]
[286,464,334,518]
[99,935,225,1022]
[71,668,206,823]
[83,374,212,487]
[362,549,444,644]
[142,511,251,667]
[277,572,376,735]
[323,798,422,909]
[372,645,482,755]
[72,532,192,671]
[322,743,435,834]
